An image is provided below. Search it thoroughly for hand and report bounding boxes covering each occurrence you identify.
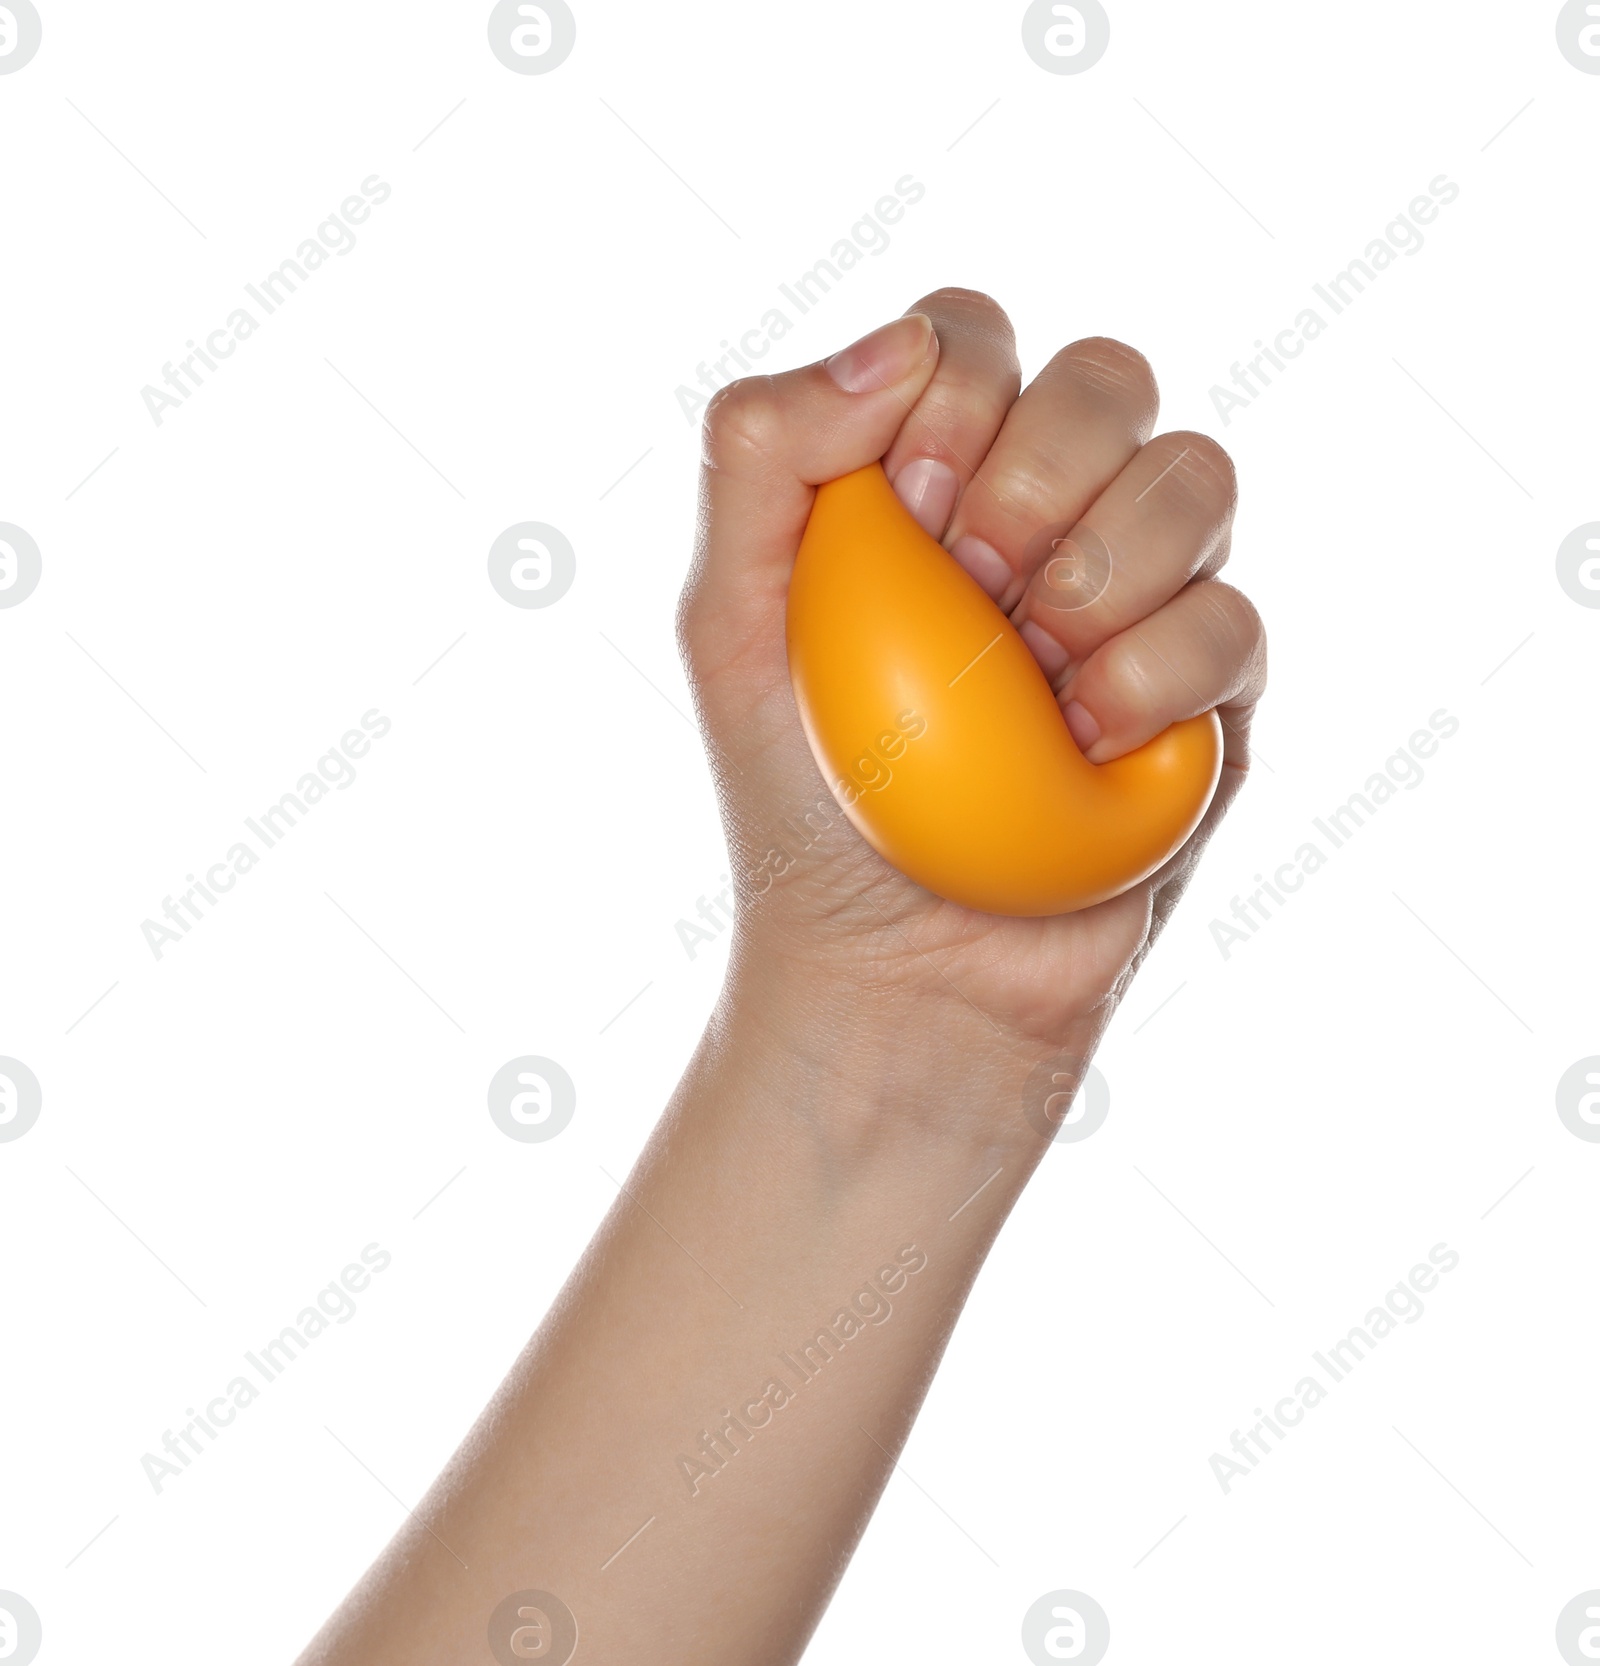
[297,292,1268,1666]
[678,290,1266,1077]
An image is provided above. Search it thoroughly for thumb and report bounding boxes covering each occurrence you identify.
[686,312,940,630]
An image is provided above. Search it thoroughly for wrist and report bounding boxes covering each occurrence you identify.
[703,943,1104,1167]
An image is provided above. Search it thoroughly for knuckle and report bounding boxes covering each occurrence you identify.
[902,288,1022,398]
[1060,336,1160,414]
[1150,431,1238,517]
[1202,578,1263,639]
[1195,581,1268,679]
[915,286,1012,330]
[701,375,785,468]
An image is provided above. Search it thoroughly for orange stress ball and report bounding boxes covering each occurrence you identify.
[786,462,1223,917]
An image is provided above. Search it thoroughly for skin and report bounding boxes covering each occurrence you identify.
[294,290,1267,1665]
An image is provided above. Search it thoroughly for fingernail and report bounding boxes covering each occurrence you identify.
[948,534,1012,601]
[825,313,935,393]
[1064,699,1102,754]
[1019,619,1072,681]
[893,458,959,537]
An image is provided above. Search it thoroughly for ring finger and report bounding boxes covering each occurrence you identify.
[1007,429,1238,687]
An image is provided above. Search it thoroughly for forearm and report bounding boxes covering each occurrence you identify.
[297,968,1066,1665]
[291,290,1255,1664]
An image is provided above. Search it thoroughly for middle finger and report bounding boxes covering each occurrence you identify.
[942,334,1160,616]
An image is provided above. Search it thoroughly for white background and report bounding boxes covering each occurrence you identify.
[2,2,1598,1662]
